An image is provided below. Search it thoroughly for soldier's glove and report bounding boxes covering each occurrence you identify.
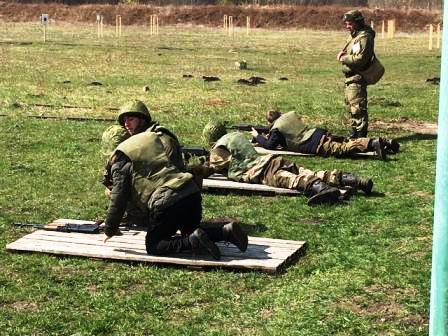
[190,164,215,178]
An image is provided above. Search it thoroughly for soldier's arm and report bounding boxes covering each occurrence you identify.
[104,153,132,237]
[341,33,374,70]
[254,128,285,150]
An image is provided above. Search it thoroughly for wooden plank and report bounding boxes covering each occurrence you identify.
[203,176,348,197]
[254,146,373,157]
[6,230,306,273]
[203,177,301,195]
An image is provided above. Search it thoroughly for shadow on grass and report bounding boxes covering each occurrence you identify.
[395,133,437,142]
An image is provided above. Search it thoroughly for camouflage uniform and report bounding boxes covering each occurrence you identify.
[210,132,342,193]
[101,100,185,226]
[106,132,247,259]
[272,111,373,157]
[340,12,376,136]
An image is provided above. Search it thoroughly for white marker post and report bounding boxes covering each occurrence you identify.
[96,14,101,38]
[41,14,49,42]
[246,16,250,36]
[437,23,441,49]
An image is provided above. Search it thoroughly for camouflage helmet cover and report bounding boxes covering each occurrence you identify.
[101,125,131,159]
[342,10,364,22]
[118,100,152,126]
[202,121,227,145]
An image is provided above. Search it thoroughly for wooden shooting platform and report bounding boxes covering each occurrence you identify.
[254,146,373,157]
[202,174,301,196]
[202,174,348,198]
[6,228,306,274]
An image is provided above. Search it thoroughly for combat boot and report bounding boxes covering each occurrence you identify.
[341,173,373,195]
[189,228,221,260]
[306,181,341,206]
[368,138,387,160]
[222,222,248,252]
[384,139,400,154]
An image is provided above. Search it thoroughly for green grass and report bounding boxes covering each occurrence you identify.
[0,22,439,335]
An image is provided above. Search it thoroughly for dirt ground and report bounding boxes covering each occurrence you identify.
[0,2,441,31]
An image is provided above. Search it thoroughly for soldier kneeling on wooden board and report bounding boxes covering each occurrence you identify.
[102,130,248,260]
[201,121,375,206]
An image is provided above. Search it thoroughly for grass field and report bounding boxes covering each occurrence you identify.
[0,22,440,335]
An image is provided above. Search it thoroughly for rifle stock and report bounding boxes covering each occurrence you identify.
[181,146,210,160]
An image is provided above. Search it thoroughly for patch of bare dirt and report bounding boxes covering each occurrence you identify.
[371,117,438,135]
[0,2,441,31]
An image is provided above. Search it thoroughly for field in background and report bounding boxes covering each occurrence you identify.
[0,22,440,335]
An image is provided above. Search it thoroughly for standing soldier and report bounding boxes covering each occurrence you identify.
[337,10,377,138]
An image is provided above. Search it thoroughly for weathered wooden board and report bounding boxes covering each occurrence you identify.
[202,175,348,197]
[6,230,307,274]
[202,176,301,195]
[254,146,373,157]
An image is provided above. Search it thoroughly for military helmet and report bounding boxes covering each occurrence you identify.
[101,125,131,159]
[202,121,227,145]
[118,100,152,126]
[342,10,364,22]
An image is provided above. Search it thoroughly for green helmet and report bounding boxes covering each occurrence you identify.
[101,125,130,159]
[118,100,152,126]
[202,121,227,145]
[342,10,364,22]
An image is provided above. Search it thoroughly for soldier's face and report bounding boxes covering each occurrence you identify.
[344,20,357,32]
[123,116,141,135]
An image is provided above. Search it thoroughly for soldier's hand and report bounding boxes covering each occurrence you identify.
[103,229,123,243]
[104,187,112,199]
[250,127,259,138]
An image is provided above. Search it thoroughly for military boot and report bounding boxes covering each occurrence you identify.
[222,222,248,252]
[341,173,373,195]
[384,139,400,154]
[368,138,387,160]
[306,181,341,206]
[189,228,221,260]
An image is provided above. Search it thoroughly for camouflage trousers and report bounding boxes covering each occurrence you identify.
[318,135,370,157]
[256,157,342,193]
[345,74,368,134]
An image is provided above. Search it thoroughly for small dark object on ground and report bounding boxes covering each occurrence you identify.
[279,77,289,80]
[183,74,194,78]
[202,76,220,82]
[426,77,440,85]
[87,81,103,86]
[237,76,266,86]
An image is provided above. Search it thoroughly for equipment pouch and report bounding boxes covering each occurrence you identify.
[359,56,385,85]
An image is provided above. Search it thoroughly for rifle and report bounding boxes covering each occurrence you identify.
[228,124,270,134]
[14,222,101,234]
[181,146,210,162]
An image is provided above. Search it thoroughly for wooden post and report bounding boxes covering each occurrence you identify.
[429,24,434,50]
[97,15,101,39]
[387,19,395,39]
[100,16,104,38]
[228,16,233,37]
[115,15,122,37]
[246,16,250,36]
[437,23,441,49]
[150,15,159,36]
[224,14,228,33]
[43,25,47,43]
[381,20,385,39]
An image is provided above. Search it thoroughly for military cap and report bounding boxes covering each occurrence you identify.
[202,121,227,145]
[342,10,364,22]
[118,100,152,126]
